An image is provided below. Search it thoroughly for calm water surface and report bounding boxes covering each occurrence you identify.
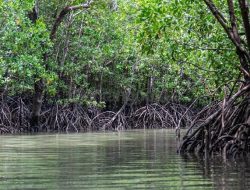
[0,129,250,189]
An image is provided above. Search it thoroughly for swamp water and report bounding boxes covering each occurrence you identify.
[0,129,250,190]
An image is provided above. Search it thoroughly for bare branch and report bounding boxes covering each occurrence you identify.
[203,0,250,77]
[227,0,241,44]
[203,0,241,47]
[50,0,94,40]
[238,0,250,51]
[203,0,229,32]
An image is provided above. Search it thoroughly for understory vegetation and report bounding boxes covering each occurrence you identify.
[0,0,250,158]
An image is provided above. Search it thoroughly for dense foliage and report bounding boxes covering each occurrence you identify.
[0,0,240,107]
[1,0,248,143]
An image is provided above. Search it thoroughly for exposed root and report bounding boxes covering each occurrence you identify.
[133,104,167,128]
[180,85,250,159]
[90,111,128,131]
[41,104,92,132]
[0,97,30,134]
[0,98,94,133]
[132,103,194,129]
[0,97,196,134]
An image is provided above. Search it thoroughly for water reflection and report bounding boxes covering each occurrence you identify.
[0,130,249,189]
[182,153,250,190]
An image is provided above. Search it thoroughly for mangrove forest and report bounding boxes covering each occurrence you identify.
[2,0,250,189]
[1,0,250,159]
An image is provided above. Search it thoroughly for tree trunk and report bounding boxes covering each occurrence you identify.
[146,76,154,104]
[29,1,94,129]
[30,79,44,130]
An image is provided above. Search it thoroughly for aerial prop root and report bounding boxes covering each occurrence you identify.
[132,103,194,129]
[180,84,250,158]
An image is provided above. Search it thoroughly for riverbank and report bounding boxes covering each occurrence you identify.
[0,97,198,134]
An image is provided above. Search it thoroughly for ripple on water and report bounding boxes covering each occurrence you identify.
[0,129,249,189]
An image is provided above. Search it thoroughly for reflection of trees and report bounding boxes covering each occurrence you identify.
[94,130,213,189]
[181,154,250,190]
[0,135,102,189]
[98,130,175,168]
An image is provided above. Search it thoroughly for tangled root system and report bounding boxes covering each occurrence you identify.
[180,85,250,159]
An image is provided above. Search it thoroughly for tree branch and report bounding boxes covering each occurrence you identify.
[203,0,229,33]
[227,0,241,44]
[50,0,94,40]
[203,0,242,50]
[28,0,39,23]
[238,0,250,51]
[203,0,250,77]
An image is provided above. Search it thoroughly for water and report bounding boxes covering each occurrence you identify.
[0,129,249,190]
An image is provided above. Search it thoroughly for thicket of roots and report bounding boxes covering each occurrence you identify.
[0,97,30,134]
[90,111,128,131]
[132,103,194,129]
[0,97,95,133]
[180,85,250,159]
[0,97,194,134]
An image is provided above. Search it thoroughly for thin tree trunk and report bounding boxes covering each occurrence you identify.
[30,79,44,129]
[147,76,154,104]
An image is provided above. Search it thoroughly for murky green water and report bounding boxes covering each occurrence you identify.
[0,129,250,189]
